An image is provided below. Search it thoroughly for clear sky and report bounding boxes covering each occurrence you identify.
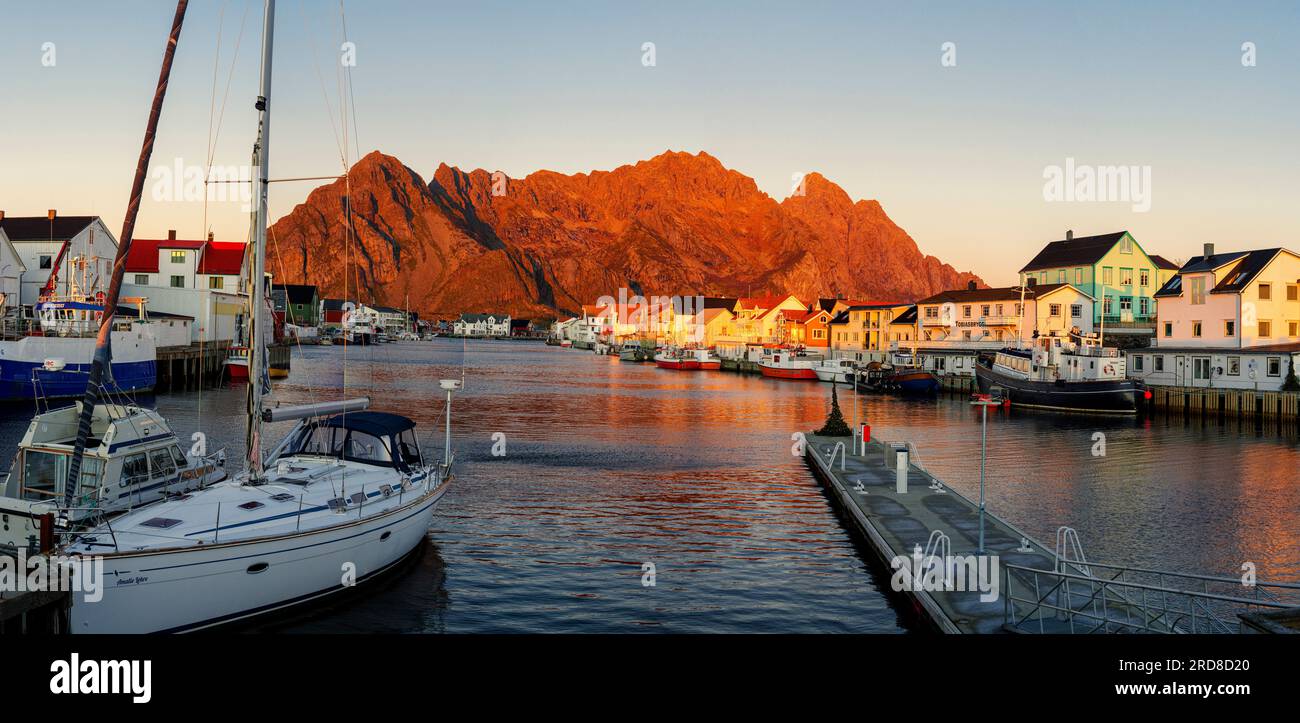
[1,0,1297,285]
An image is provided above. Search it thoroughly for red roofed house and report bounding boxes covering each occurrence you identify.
[776,308,831,348]
[124,230,205,288]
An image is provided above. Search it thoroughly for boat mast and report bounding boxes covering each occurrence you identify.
[61,0,189,512]
[246,0,276,481]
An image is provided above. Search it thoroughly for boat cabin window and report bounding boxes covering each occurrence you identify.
[122,452,150,487]
[396,429,422,469]
[149,448,177,479]
[285,423,396,467]
[343,431,392,465]
[16,451,102,502]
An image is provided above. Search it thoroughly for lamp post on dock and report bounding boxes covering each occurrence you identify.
[970,397,999,553]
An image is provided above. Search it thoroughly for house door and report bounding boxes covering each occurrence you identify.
[1192,356,1212,386]
[1175,355,1186,386]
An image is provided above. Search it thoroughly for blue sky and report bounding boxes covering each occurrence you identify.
[1,0,1297,284]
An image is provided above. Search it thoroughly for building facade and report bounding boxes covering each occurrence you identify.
[1019,230,1163,333]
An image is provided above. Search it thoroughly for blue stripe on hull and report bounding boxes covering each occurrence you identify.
[0,359,156,400]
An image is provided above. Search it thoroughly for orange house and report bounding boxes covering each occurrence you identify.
[776,308,831,348]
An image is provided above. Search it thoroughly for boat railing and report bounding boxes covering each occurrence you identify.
[1004,560,1300,634]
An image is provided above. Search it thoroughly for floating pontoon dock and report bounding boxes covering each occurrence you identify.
[803,433,1300,633]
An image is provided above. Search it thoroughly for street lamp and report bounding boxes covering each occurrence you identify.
[970,396,1000,553]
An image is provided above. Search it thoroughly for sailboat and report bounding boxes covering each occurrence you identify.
[53,0,455,633]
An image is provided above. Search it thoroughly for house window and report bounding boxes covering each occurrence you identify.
[1139,269,1150,287]
[1225,320,1235,337]
[1039,272,1047,285]
[1049,304,1061,317]
[1075,268,1083,284]
[1228,357,1240,375]
[134,274,149,285]
[1189,277,1206,305]
[170,250,186,264]
[962,305,971,318]
[962,330,971,341]
[170,275,185,288]
[1192,321,1202,337]
[1102,267,1113,284]
[1103,296,1113,314]
[1014,303,1023,316]
[1267,358,1282,377]
[1057,270,1066,283]
[1120,297,1133,313]
[1139,297,1150,316]
[980,304,990,316]
[1258,283,1271,300]
[39,255,52,269]
[1258,320,1272,337]
[1133,355,1144,371]
[1119,268,1133,286]
[1119,236,1132,253]
[925,306,938,319]
[1288,285,1298,301]
[1290,322,1299,337]
[995,304,1003,316]
[1154,355,1164,372]
[1071,304,1082,318]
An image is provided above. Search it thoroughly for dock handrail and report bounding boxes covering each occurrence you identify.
[1003,562,1300,634]
[825,442,847,471]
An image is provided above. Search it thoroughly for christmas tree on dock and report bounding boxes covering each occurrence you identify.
[816,381,852,437]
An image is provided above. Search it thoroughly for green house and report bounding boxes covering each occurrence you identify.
[1018,230,1177,331]
[271,283,320,327]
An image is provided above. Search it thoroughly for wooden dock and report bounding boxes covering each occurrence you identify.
[0,588,70,634]
[1148,386,1300,421]
[154,341,231,392]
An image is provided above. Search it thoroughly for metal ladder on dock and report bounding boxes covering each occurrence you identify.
[1004,527,1300,633]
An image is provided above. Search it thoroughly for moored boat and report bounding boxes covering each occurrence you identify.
[890,368,941,395]
[0,402,226,553]
[974,332,1148,414]
[813,358,857,383]
[758,348,820,379]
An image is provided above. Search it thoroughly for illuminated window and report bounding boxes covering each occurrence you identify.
[170,250,186,263]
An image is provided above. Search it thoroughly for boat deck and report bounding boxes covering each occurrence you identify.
[66,457,439,554]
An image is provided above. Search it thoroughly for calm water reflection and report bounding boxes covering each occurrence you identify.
[1,339,1296,632]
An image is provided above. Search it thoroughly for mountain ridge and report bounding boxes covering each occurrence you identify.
[267,149,983,319]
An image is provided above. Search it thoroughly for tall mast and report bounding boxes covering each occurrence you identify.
[246,0,276,480]
[61,0,189,511]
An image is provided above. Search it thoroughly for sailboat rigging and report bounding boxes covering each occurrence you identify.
[27,0,458,633]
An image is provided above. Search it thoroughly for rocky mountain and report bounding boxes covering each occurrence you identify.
[267,150,982,319]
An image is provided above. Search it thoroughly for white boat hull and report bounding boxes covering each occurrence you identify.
[69,486,444,633]
[813,368,855,383]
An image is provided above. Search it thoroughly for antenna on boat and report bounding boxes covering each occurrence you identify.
[60,0,190,514]
[438,379,460,474]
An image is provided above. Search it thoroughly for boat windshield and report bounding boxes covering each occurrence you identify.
[285,424,394,467]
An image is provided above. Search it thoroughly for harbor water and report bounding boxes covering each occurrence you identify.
[1,339,1297,633]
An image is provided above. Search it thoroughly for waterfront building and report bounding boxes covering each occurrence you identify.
[1018,230,1164,336]
[0,211,117,308]
[271,284,320,327]
[828,302,910,363]
[552,317,579,343]
[196,238,246,291]
[1127,244,1300,391]
[0,228,25,331]
[900,283,1094,377]
[454,312,511,337]
[321,298,350,328]
[776,308,831,349]
[732,294,807,342]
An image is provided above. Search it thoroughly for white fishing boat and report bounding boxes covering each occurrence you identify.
[45,0,456,633]
[0,402,226,553]
[813,358,857,383]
